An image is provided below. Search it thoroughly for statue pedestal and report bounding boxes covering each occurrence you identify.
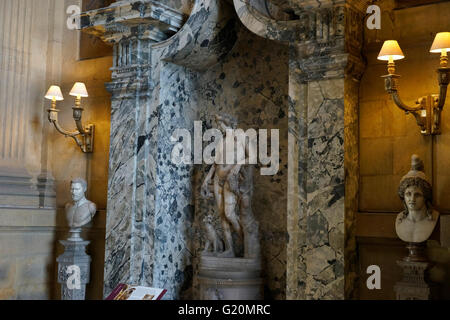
[394,243,438,300]
[197,255,263,300]
[57,239,91,300]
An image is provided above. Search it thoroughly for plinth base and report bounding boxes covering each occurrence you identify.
[394,260,438,300]
[57,239,91,300]
[198,255,263,300]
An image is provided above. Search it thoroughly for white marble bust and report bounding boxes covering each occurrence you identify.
[65,178,97,228]
[395,155,439,243]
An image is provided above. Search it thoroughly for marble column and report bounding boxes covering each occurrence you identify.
[233,0,366,299]
[80,1,186,298]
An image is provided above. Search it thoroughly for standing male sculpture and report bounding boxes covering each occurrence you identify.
[198,114,262,300]
[200,114,260,258]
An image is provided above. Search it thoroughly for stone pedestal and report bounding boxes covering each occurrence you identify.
[394,243,438,300]
[394,260,438,300]
[197,256,263,300]
[57,239,91,300]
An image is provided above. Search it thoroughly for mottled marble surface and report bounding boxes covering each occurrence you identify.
[189,27,289,299]
[234,0,365,300]
[80,0,366,300]
[81,0,288,300]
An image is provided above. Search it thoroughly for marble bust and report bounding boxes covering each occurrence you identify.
[395,155,439,243]
[65,178,97,228]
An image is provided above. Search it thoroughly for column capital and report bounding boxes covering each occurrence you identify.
[287,2,366,82]
[233,0,366,54]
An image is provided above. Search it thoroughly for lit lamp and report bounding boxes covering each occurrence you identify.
[430,32,450,68]
[45,85,64,107]
[70,82,89,101]
[45,82,94,153]
[377,40,405,74]
[378,34,450,135]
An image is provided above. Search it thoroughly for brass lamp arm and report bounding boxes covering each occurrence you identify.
[383,74,427,133]
[51,120,83,145]
[383,74,424,112]
[437,67,450,109]
[437,85,448,109]
[391,91,426,133]
[48,118,84,151]
[383,74,422,112]
[390,91,423,113]
[73,107,88,135]
[47,107,94,153]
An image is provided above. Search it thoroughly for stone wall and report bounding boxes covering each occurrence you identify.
[0,0,109,299]
[358,0,450,299]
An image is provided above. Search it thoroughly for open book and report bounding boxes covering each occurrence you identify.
[106,284,167,300]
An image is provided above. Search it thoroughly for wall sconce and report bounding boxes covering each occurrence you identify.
[378,33,450,135]
[45,82,94,153]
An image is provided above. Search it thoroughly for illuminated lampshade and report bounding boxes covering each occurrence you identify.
[45,85,64,101]
[430,32,450,53]
[377,40,405,61]
[69,82,89,98]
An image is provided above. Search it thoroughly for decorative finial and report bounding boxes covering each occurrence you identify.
[411,154,424,172]
[400,154,430,185]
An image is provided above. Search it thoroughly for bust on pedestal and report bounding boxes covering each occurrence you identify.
[394,155,439,300]
[57,178,96,300]
[198,114,262,300]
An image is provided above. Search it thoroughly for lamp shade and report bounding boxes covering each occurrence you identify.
[430,32,450,53]
[377,40,405,61]
[45,85,64,101]
[69,82,88,98]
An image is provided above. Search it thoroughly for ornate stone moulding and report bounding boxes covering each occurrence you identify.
[79,0,238,72]
[233,0,365,82]
[233,0,303,42]
[105,76,154,98]
[152,0,238,71]
[78,0,187,43]
[232,0,366,47]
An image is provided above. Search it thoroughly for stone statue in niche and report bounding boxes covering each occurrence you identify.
[65,178,97,240]
[238,164,260,259]
[198,114,262,300]
[396,155,439,244]
[200,114,260,259]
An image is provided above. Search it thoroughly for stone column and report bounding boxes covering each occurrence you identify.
[80,1,186,298]
[0,0,63,300]
[233,0,365,299]
[0,0,40,206]
[289,2,365,301]
[103,29,159,299]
